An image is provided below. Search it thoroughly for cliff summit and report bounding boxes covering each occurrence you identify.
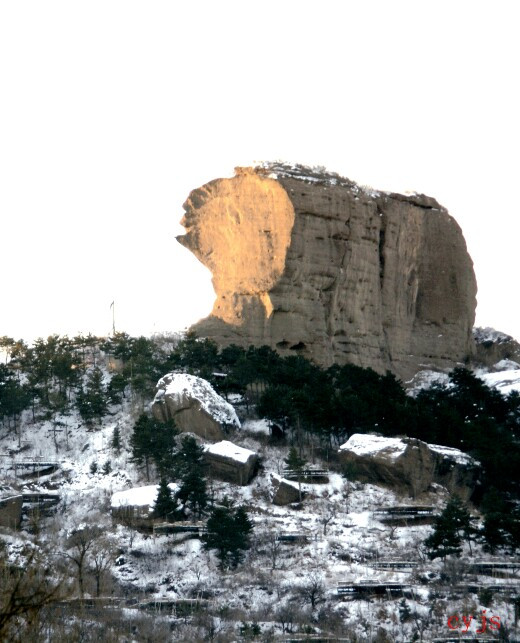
[178,163,477,380]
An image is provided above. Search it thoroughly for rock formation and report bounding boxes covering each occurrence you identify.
[269,473,302,505]
[203,441,258,485]
[338,433,480,500]
[178,163,477,380]
[152,373,240,441]
[473,327,520,368]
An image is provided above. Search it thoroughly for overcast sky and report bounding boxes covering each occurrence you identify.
[1,1,519,343]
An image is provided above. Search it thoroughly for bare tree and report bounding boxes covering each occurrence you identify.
[262,531,283,570]
[64,526,101,597]
[299,571,326,610]
[320,503,337,536]
[0,544,65,640]
[275,604,296,634]
[89,536,116,597]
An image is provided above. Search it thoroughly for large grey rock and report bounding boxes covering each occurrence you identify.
[269,473,302,505]
[338,434,480,500]
[204,441,258,485]
[178,163,477,381]
[152,373,240,442]
[473,327,520,368]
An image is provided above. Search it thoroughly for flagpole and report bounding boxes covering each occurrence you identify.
[110,301,116,335]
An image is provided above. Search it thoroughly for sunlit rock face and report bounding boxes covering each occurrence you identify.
[178,164,477,381]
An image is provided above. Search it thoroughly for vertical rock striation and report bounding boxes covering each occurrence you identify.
[178,164,477,380]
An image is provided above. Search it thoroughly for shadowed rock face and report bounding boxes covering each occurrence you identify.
[338,434,480,500]
[179,164,477,380]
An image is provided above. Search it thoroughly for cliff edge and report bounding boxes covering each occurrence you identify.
[178,163,477,380]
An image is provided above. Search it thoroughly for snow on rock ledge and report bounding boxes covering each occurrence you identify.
[339,434,480,500]
[204,441,258,485]
[111,483,178,520]
[152,373,240,442]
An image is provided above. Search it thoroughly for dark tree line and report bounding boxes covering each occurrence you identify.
[425,494,520,558]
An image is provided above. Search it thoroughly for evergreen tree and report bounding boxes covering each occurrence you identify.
[129,414,177,479]
[111,426,122,453]
[129,414,154,480]
[284,446,306,501]
[175,436,208,518]
[107,373,128,405]
[153,478,181,521]
[76,367,108,425]
[424,496,473,560]
[399,598,412,624]
[203,498,253,569]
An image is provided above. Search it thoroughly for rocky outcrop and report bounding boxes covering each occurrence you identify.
[473,327,520,369]
[338,434,480,500]
[204,441,258,485]
[178,163,477,381]
[111,484,178,523]
[151,373,240,442]
[269,473,302,505]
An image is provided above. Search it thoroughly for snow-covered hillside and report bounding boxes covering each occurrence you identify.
[1,341,519,641]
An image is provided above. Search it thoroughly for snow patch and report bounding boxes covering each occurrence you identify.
[339,434,407,460]
[204,440,256,464]
[111,483,178,510]
[479,368,520,395]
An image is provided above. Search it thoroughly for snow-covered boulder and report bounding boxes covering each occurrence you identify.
[339,434,480,500]
[269,473,302,505]
[151,373,240,441]
[111,483,178,522]
[204,441,258,485]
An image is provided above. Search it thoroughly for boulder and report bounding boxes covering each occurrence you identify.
[152,373,240,442]
[110,483,178,523]
[178,163,477,381]
[269,473,302,505]
[204,440,258,485]
[338,433,479,500]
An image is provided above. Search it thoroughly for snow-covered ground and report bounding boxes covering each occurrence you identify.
[1,350,519,640]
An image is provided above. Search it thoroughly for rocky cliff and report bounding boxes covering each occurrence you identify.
[338,434,480,500]
[178,163,477,380]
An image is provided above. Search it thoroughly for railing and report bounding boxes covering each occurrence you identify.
[337,581,408,597]
[276,532,308,543]
[368,560,418,571]
[282,469,329,480]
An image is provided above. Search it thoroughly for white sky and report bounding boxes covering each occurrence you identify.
[1,1,519,342]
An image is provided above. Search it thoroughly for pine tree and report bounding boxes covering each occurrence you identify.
[424,496,473,560]
[399,598,412,623]
[129,414,177,480]
[76,367,108,426]
[111,426,122,453]
[173,435,208,518]
[129,414,153,480]
[284,446,306,501]
[203,498,253,569]
[153,478,181,522]
[177,467,208,519]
